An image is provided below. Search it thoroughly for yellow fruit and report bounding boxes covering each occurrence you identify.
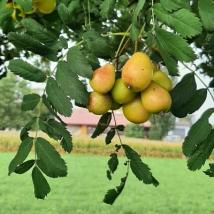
[6,2,13,8]
[141,82,172,113]
[122,52,153,92]
[33,0,56,14]
[87,92,112,115]
[122,97,151,124]
[111,79,136,104]
[152,70,173,91]
[90,64,115,94]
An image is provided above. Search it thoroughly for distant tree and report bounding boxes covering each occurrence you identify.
[124,124,145,138]
[0,73,34,130]
[148,113,176,140]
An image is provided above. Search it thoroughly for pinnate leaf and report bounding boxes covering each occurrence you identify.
[187,130,214,171]
[22,94,40,111]
[46,77,72,117]
[123,145,159,186]
[67,47,92,79]
[56,61,89,106]
[103,175,128,205]
[183,108,214,157]
[8,59,46,82]
[15,160,35,174]
[199,0,214,31]
[105,128,116,145]
[35,138,67,178]
[91,112,112,138]
[9,137,33,175]
[32,166,51,199]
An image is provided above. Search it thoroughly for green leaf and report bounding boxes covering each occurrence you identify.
[100,0,115,19]
[15,160,35,174]
[21,18,58,45]
[8,137,33,175]
[83,30,113,58]
[39,119,72,153]
[108,153,119,174]
[154,4,202,38]
[58,3,70,25]
[91,112,112,138]
[58,1,80,25]
[8,59,46,83]
[116,125,125,132]
[204,163,214,177]
[156,28,196,62]
[170,73,197,117]
[35,137,67,178]
[22,94,40,111]
[123,144,159,186]
[105,128,116,145]
[32,166,51,199]
[198,0,214,31]
[187,130,214,171]
[103,175,128,205]
[158,47,178,75]
[183,108,214,157]
[20,118,37,141]
[14,0,32,12]
[160,0,189,12]
[172,88,207,118]
[8,33,58,61]
[46,77,72,117]
[56,61,89,106]
[42,95,66,125]
[67,47,92,79]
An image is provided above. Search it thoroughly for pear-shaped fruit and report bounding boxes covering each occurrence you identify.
[33,0,56,14]
[87,92,112,115]
[111,79,136,104]
[153,70,173,91]
[141,82,172,113]
[122,97,151,124]
[122,52,153,92]
[90,64,115,94]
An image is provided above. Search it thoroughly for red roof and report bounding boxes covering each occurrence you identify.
[61,108,151,127]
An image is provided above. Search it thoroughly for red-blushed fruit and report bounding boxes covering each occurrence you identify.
[122,97,151,124]
[153,70,173,91]
[141,82,172,113]
[87,91,112,115]
[111,78,136,104]
[122,52,153,92]
[90,64,115,94]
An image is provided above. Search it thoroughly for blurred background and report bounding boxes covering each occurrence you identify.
[0,67,214,214]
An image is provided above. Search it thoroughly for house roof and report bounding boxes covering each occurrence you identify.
[61,108,151,127]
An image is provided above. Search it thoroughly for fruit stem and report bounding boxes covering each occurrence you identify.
[87,0,91,30]
[102,32,130,37]
[151,0,155,35]
[115,25,132,59]
[112,110,130,176]
[181,62,214,103]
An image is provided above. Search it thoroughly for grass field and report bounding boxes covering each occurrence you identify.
[1,153,214,214]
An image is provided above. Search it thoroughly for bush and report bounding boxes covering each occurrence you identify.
[124,124,145,138]
[148,126,162,140]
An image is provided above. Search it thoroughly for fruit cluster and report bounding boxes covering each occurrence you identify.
[88,52,172,124]
[6,0,56,20]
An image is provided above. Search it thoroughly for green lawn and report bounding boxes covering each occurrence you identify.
[0,153,214,214]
